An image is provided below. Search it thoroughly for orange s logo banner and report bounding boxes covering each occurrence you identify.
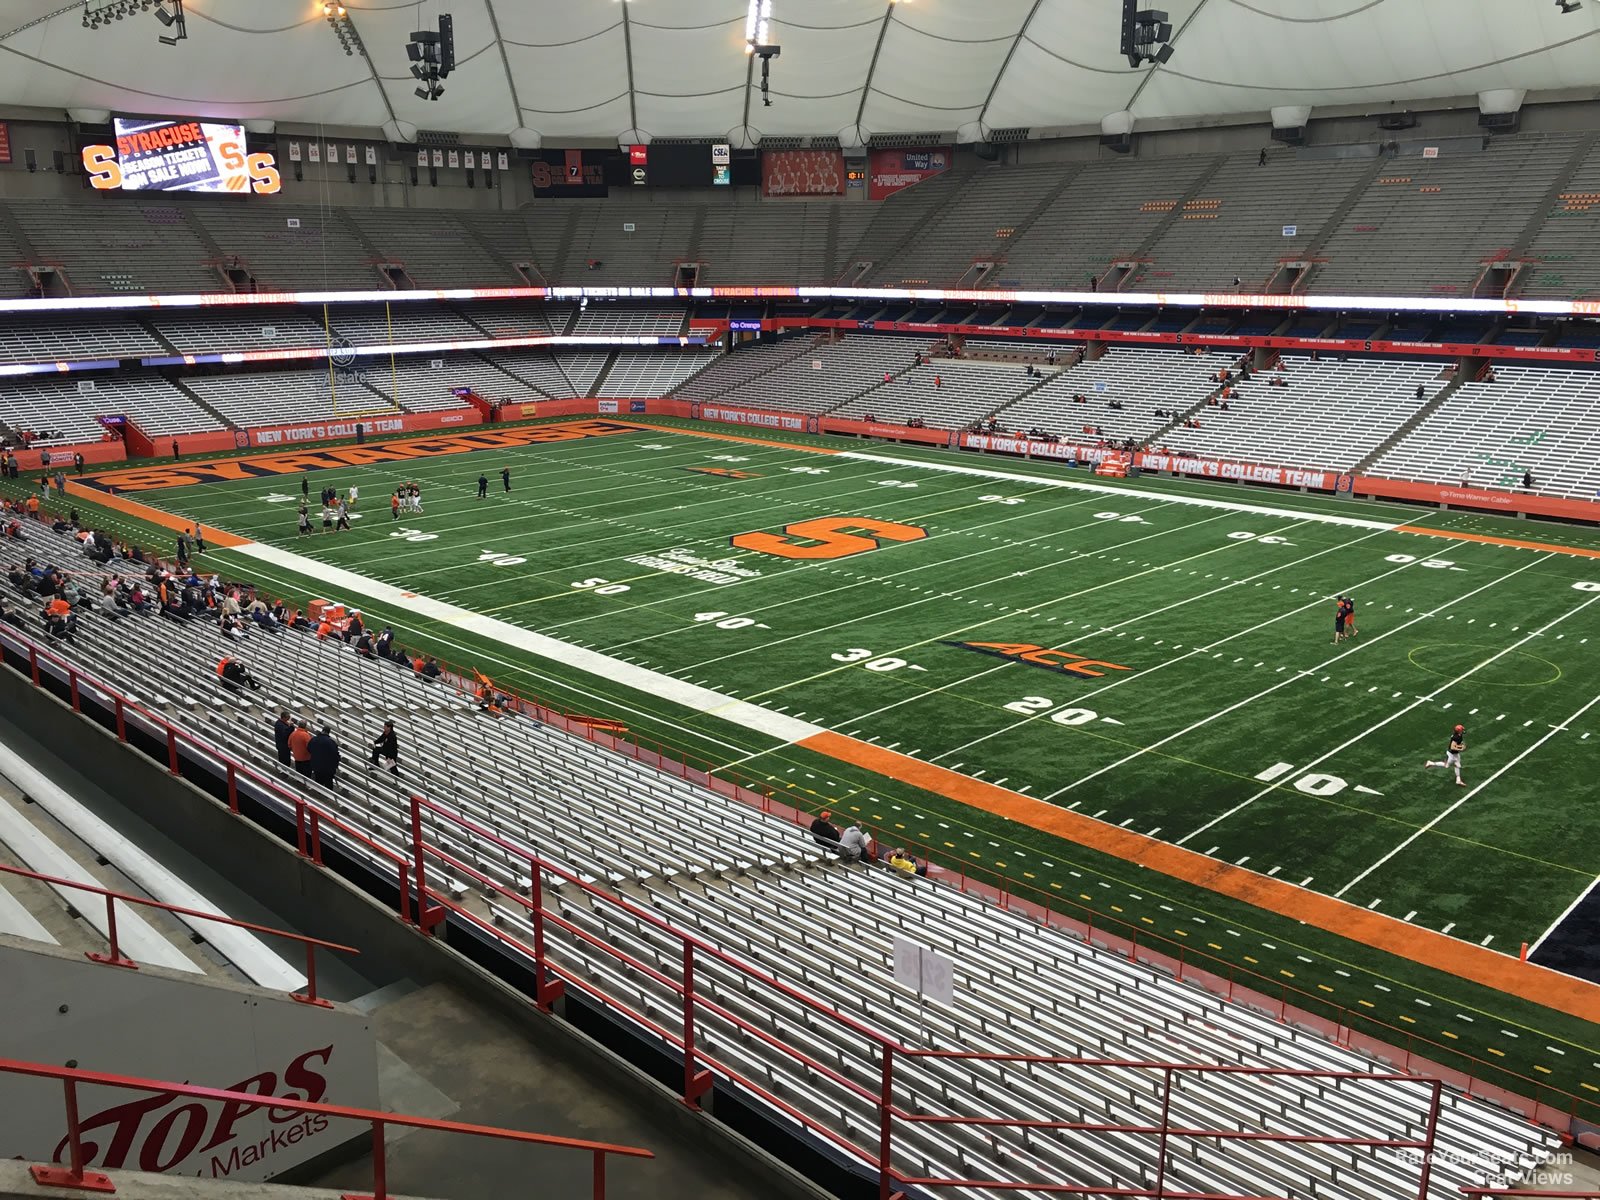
[82,145,123,190]
[732,516,927,560]
[952,642,1132,678]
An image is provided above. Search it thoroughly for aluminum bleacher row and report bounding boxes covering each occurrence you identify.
[996,348,1226,444]
[1164,355,1453,470]
[0,374,223,443]
[0,520,1560,1197]
[1369,364,1600,499]
[597,351,718,398]
[0,129,1596,294]
[834,359,1049,427]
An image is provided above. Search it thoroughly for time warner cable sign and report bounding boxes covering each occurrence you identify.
[0,944,378,1181]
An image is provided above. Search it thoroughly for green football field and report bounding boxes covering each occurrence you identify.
[60,416,1600,1107]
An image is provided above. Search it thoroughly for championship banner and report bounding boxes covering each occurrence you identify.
[0,122,11,164]
[762,149,845,197]
[867,146,950,201]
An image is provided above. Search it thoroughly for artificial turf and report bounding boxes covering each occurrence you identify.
[41,416,1600,1111]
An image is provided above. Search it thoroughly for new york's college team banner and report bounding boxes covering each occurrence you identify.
[761,149,845,197]
[867,147,950,200]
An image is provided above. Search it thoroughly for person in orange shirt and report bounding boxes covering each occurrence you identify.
[24,495,39,518]
[391,492,400,521]
[287,720,313,777]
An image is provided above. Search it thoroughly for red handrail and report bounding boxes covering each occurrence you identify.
[1,1055,652,1199]
[0,620,1582,1200]
[0,861,356,1007]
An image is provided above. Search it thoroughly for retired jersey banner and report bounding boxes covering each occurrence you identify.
[762,149,845,197]
[868,147,950,201]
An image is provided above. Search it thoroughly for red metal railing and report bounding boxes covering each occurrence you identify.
[0,624,1584,1199]
[0,862,355,1007]
[401,795,1455,1200]
[2,1056,652,1199]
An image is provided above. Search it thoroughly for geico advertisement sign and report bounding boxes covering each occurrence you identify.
[43,1046,344,1180]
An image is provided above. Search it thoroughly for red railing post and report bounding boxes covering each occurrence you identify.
[409,796,443,933]
[592,1148,606,1200]
[86,894,135,970]
[371,1120,388,1200]
[681,942,711,1105]
[530,868,564,1009]
[1415,1079,1444,1200]
[28,646,39,685]
[1153,1066,1175,1197]
[309,809,324,865]
[878,1043,896,1200]
[225,762,239,814]
[295,943,332,1009]
[113,697,126,742]
[295,798,309,858]
[30,1078,115,1193]
[397,862,413,925]
[165,727,180,775]
[68,670,80,712]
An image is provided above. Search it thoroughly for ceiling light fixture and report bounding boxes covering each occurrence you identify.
[745,0,781,107]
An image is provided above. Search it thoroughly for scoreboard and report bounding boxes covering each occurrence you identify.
[81,115,280,195]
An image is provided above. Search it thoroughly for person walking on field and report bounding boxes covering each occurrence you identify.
[500,466,511,492]
[391,492,401,520]
[297,504,311,537]
[477,473,489,499]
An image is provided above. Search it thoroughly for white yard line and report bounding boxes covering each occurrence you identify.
[1183,587,1600,849]
[1336,688,1600,901]
[836,451,1401,531]
[1042,552,1552,803]
[921,525,1409,762]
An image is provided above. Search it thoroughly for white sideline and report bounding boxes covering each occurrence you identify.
[235,542,828,745]
[836,451,1402,531]
[0,737,308,991]
[0,773,199,973]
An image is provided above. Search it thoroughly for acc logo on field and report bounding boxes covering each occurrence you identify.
[949,641,1132,678]
[732,516,926,560]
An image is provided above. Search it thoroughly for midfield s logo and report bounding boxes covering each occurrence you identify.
[948,642,1132,678]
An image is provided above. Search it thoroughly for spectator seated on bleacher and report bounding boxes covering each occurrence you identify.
[837,824,874,863]
[5,518,25,542]
[809,810,841,850]
[885,848,929,878]
[217,657,261,691]
[41,595,75,640]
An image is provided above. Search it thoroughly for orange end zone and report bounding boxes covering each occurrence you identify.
[799,729,1600,1025]
[1395,524,1600,560]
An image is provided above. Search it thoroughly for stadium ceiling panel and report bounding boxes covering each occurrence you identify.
[0,0,1596,142]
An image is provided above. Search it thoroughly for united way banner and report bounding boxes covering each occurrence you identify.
[762,149,845,197]
[868,147,950,201]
